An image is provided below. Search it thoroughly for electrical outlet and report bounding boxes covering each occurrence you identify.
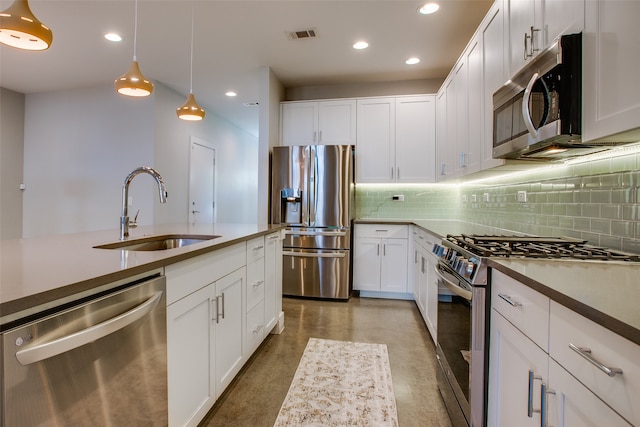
[462,195,468,202]
[483,193,490,202]
[517,191,527,203]
[470,194,478,203]
[392,194,405,202]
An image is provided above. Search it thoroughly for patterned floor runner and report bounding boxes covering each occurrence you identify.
[274,338,399,426]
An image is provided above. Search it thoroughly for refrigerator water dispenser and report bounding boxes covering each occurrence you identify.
[281,188,302,224]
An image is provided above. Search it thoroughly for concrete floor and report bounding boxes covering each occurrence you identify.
[200,296,453,427]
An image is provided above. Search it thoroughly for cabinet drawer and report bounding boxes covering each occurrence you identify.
[246,236,265,264]
[491,270,550,351]
[549,301,640,426]
[246,258,265,312]
[246,301,265,352]
[356,224,408,239]
[165,242,246,305]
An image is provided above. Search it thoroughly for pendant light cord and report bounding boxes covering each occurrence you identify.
[133,0,138,61]
[189,1,194,94]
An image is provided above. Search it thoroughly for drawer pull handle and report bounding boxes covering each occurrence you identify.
[253,280,264,288]
[252,324,263,334]
[528,370,542,418]
[569,343,623,377]
[498,293,522,307]
[253,245,264,251]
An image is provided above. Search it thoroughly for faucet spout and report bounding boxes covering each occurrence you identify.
[120,166,167,240]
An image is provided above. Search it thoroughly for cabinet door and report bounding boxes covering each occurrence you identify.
[435,88,448,181]
[167,284,216,427]
[380,238,408,293]
[280,102,318,146]
[464,35,482,175]
[318,100,356,145]
[214,268,245,397]
[488,310,548,427]
[424,252,438,342]
[395,96,436,183]
[541,0,584,49]
[353,237,382,291]
[547,359,632,427]
[583,0,640,143]
[445,72,461,179]
[481,0,508,169]
[356,98,396,183]
[508,0,536,75]
[412,237,423,312]
[264,232,280,333]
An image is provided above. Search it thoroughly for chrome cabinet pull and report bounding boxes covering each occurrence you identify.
[524,31,530,59]
[569,343,623,377]
[383,244,386,256]
[377,244,380,256]
[397,167,400,179]
[498,293,522,307]
[253,245,264,251]
[528,369,542,418]
[541,383,555,427]
[253,280,264,288]
[391,167,394,179]
[252,324,263,334]
[221,292,225,320]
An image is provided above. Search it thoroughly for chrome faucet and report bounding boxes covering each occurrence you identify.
[120,166,167,240]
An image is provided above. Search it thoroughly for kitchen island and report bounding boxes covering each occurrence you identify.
[0,223,284,325]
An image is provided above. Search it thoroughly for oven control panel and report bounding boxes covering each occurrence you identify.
[432,243,480,281]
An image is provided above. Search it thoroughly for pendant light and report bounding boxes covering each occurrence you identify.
[115,0,153,97]
[177,1,205,121]
[0,0,52,50]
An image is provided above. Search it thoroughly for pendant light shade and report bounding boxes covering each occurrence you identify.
[177,1,205,121]
[177,93,205,121]
[0,0,52,50]
[115,60,154,96]
[115,0,153,97]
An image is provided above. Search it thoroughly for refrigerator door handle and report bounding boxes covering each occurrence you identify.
[283,251,347,259]
[309,146,318,226]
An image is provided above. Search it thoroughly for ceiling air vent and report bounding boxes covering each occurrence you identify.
[287,28,317,40]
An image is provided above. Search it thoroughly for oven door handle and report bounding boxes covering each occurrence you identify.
[15,291,163,366]
[283,251,346,258]
[284,230,347,237]
[435,265,472,301]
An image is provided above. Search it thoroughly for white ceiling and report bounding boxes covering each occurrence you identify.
[0,0,492,136]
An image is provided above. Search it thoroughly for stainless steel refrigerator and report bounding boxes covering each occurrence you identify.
[270,145,354,300]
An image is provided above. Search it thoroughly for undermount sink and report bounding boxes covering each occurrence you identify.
[94,234,221,251]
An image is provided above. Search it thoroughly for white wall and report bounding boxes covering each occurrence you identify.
[0,88,25,239]
[22,82,259,238]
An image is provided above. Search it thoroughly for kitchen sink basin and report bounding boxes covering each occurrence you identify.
[93,234,221,251]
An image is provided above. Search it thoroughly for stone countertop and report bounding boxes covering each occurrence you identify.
[489,258,640,346]
[0,223,284,327]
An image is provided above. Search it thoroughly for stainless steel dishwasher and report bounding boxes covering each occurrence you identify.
[1,274,167,426]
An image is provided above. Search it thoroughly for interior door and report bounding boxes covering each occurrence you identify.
[189,139,216,224]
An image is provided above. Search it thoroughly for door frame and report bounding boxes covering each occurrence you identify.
[188,136,217,224]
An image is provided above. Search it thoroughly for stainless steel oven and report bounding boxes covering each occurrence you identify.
[433,241,488,427]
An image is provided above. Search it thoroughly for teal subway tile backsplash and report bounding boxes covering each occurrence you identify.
[355,151,640,253]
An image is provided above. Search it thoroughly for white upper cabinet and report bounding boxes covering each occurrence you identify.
[464,34,483,175]
[356,97,396,182]
[481,0,509,170]
[357,95,436,183]
[280,99,356,146]
[508,0,584,76]
[583,0,640,143]
[395,96,436,183]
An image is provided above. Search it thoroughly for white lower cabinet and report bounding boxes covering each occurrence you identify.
[214,268,245,397]
[488,309,548,427]
[165,236,283,427]
[488,270,638,427]
[411,227,438,342]
[167,283,216,427]
[353,224,408,294]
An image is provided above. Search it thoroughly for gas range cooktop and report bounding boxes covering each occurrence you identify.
[444,234,640,262]
[433,234,640,287]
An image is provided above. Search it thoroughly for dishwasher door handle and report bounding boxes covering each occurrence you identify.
[15,291,163,366]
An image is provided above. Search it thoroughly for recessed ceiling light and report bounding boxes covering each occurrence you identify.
[418,3,440,15]
[104,33,122,42]
[353,41,369,50]
[405,57,420,65]
[226,91,237,97]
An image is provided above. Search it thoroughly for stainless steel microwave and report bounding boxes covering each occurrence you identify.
[492,33,607,160]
